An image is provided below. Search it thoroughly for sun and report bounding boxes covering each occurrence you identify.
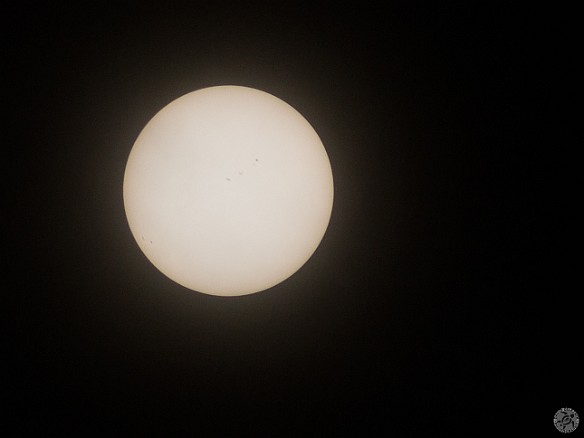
[123,86,334,296]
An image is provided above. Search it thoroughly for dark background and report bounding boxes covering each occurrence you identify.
[4,2,580,435]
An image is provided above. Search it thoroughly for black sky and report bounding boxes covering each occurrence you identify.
[5,2,580,436]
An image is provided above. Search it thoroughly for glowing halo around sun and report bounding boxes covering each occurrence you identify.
[123,86,334,296]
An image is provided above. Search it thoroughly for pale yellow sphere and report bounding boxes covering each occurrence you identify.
[123,86,334,296]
